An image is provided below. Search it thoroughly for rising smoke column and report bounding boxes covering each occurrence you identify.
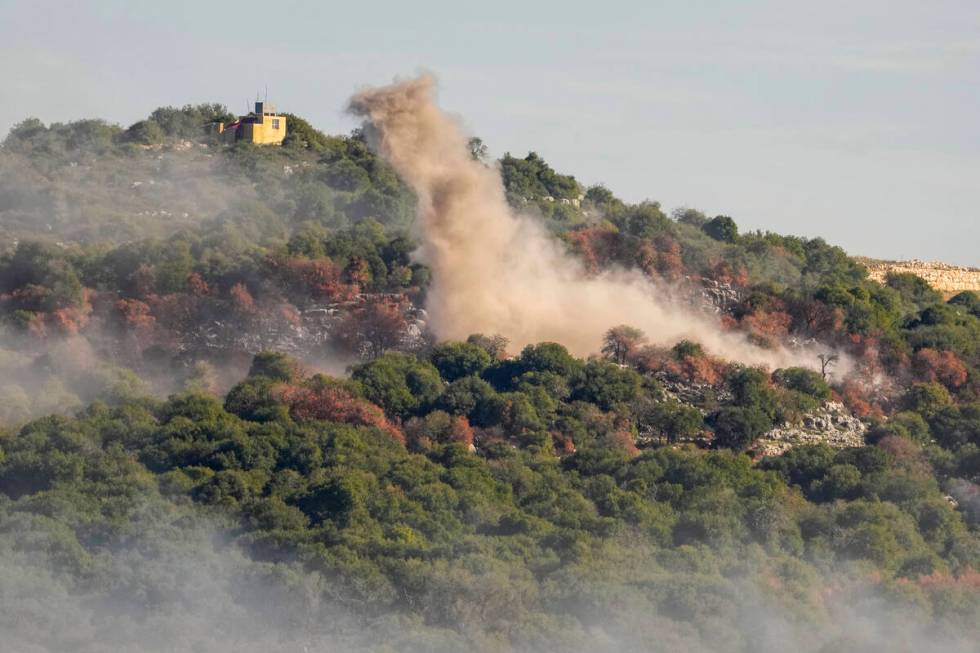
[349,75,813,368]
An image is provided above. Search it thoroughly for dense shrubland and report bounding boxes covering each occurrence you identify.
[1,345,978,650]
[1,105,979,651]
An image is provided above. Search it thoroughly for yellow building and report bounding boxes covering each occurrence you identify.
[216,101,287,145]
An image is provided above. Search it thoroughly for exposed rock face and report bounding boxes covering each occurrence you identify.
[683,277,741,314]
[658,376,732,407]
[754,401,866,457]
[858,258,980,296]
[177,295,428,358]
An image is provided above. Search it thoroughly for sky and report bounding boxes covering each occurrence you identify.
[2,0,978,265]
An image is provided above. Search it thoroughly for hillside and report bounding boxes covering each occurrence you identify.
[1,95,979,652]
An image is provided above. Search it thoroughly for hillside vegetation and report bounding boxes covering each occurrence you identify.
[1,104,979,652]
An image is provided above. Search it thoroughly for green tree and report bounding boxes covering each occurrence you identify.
[248,351,302,383]
[906,382,952,418]
[702,215,738,243]
[351,352,443,418]
[712,406,771,451]
[773,367,831,401]
[122,119,165,145]
[648,400,704,444]
[430,341,493,382]
[571,359,642,410]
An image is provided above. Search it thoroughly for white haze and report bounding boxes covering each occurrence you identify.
[0,504,974,653]
[348,75,826,370]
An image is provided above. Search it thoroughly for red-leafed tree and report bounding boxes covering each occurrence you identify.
[187,272,210,297]
[116,298,156,329]
[555,434,577,455]
[449,415,475,449]
[344,257,372,286]
[146,293,200,333]
[48,290,93,335]
[277,377,405,445]
[913,348,968,390]
[741,310,793,343]
[334,297,408,359]
[837,381,882,419]
[710,260,748,286]
[848,334,885,380]
[635,235,684,280]
[49,309,86,335]
[605,428,640,457]
[230,282,257,315]
[564,227,624,274]
[789,298,844,338]
[634,342,726,386]
[288,257,358,301]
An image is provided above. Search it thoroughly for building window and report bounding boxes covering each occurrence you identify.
[271,118,280,130]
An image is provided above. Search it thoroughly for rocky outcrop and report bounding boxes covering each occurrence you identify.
[858,258,980,296]
[754,401,865,457]
[177,295,428,357]
[658,376,732,407]
[680,277,741,314]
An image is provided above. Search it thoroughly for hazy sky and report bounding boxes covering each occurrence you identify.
[3,0,978,265]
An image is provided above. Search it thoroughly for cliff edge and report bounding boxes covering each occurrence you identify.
[856,257,980,297]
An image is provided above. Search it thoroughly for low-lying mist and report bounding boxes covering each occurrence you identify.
[2,499,974,653]
[348,75,821,370]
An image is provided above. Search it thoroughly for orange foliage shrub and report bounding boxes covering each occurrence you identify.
[230,283,257,315]
[837,381,883,419]
[564,227,624,274]
[848,334,884,378]
[146,293,200,332]
[344,257,372,286]
[449,415,475,448]
[284,257,359,301]
[789,298,844,337]
[635,345,726,386]
[187,273,210,297]
[605,428,640,457]
[49,306,91,336]
[277,380,405,446]
[635,236,684,280]
[913,569,980,590]
[556,434,577,455]
[652,235,684,279]
[334,297,408,359]
[710,260,748,286]
[742,310,793,341]
[912,348,968,390]
[116,298,156,329]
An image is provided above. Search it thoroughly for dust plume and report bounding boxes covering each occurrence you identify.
[348,76,818,369]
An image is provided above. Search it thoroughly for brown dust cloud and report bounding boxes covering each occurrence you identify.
[349,75,824,370]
